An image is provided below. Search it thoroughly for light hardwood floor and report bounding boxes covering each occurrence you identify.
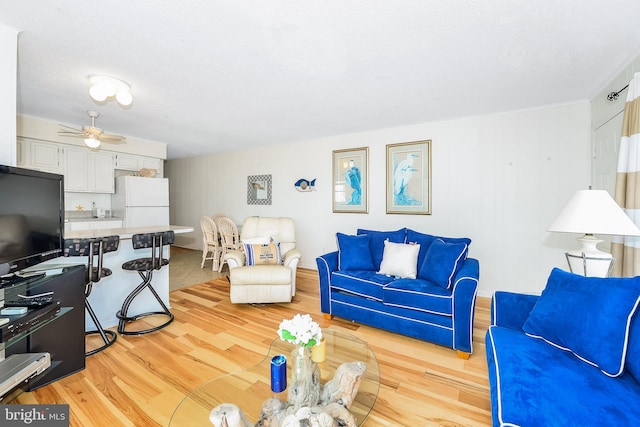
[15,250,492,427]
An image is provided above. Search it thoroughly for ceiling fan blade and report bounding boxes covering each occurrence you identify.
[99,133,126,142]
[83,126,103,136]
[58,132,87,138]
[59,124,83,132]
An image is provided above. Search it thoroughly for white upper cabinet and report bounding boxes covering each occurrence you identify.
[16,139,163,192]
[63,146,115,193]
[16,138,27,167]
[30,140,63,173]
[64,146,90,191]
[114,153,139,170]
[115,153,164,176]
[92,151,116,193]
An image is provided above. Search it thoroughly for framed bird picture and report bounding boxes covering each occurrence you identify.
[386,140,432,215]
[332,147,369,213]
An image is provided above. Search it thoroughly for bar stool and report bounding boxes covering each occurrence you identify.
[63,236,120,356]
[117,231,175,335]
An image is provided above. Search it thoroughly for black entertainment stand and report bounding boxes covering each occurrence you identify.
[1,264,85,398]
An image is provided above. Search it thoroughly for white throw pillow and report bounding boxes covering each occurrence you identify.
[378,241,420,279]
[241,235,272,245]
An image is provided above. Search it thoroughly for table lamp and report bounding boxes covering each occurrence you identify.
[548,189,640,277]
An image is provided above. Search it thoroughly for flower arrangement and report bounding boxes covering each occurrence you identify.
[278,313,322,347]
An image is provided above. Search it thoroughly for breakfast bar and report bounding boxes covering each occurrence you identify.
[34,225,194,330]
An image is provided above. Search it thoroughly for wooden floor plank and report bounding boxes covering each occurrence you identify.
[14,262,492,426]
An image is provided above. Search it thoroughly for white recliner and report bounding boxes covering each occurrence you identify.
[224,216,301,304]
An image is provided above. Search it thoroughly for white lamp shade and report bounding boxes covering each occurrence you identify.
[548,190,640,236]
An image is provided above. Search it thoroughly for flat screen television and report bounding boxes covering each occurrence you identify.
[0,165,64,275]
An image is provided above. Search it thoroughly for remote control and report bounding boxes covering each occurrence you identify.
[0,317,8,326]
[4,295,54,308]
[1,307,28,315]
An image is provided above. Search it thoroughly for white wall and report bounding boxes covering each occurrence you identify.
[167,101,591,297]
[0,24,18,165]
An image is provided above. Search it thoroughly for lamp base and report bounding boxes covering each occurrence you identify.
[565,234,615,277]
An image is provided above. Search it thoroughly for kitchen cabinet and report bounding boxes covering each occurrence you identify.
[16,138,27,166]
[63,147,115,193]
[29,139,63,173]
[115,153,164,177]
[15,139,163,182]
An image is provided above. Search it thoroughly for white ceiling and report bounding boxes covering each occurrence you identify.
[2,1,640,159]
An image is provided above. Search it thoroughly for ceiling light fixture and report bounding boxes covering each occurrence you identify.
[88,75,133,106]
[84,135,101,149]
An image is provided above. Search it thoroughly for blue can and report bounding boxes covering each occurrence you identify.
[270,354,287,393]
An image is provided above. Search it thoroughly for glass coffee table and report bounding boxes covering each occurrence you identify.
[170,328,380,426]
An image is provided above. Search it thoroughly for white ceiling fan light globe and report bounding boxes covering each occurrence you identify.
[115,88,133,106]
[84,135,101,149]
[89,84,108,102]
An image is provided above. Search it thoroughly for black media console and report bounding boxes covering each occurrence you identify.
[1,264,86,395]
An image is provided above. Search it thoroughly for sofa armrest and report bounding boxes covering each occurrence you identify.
[451,257,479,353]
[491,291,539,329]
[224,250,245,270]
[316,251,338,314]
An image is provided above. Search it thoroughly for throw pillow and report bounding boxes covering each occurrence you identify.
[336,233,375,271]
[241,235,272,245]
[626,313,640,383]
[244,242,281,265]
[378,240,420,279]
[357,228,406,270]
[418,238,468,289]
[522,268,640,377]
[406,229,471,270]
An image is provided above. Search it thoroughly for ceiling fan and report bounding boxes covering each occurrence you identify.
[59,110,126,148]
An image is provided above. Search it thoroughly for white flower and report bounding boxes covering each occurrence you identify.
[277,313,322,347]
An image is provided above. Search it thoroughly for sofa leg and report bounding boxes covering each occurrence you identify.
[456,350,471,360]
[323,313,333,320]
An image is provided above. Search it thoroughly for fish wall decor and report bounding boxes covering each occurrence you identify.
[294,178,317,192]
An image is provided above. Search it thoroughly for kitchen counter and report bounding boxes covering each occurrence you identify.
[37,225,194,330]
[65,224,193,239]
[65,216,123,222]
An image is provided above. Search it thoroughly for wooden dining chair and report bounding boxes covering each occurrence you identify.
[200,216,222,271]
[217,217,240,272]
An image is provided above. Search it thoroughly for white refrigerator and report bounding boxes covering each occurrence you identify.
[112,176,170,227]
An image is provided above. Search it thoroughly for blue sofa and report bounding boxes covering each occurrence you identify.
[486,268,640,426]
[316,228,479,358]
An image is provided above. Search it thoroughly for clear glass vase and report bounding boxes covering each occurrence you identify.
[287,345,320,409]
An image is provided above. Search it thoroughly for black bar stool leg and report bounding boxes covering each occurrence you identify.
[85,300,117,356]
[116,270,174,335]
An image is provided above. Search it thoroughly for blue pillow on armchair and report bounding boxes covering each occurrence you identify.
[417,238,468,289]
[336,232,375,271]
[523,268,640,377]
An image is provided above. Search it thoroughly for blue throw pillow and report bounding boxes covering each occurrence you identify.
[522,268,640,377]
[406,229,471,270]
[626,314,640,383]
[357,228,406,270]
[417,238,468,289]
[336,232,375,271]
